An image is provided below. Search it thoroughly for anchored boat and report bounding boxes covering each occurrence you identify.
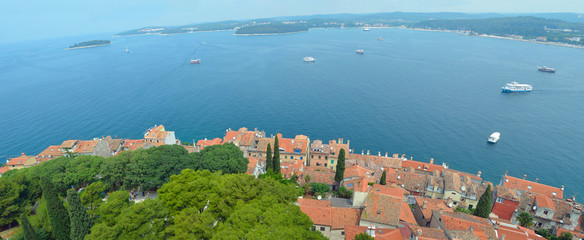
[488,132,500,143]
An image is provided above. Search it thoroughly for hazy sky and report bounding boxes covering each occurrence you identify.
[1,0,583,43]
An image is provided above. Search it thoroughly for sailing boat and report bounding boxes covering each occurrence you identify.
[125,47,130,53]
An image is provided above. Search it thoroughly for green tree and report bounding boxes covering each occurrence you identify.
[355,232,375,240]
[334,186,353,199]
[265,143,273,172]
[558,232,574,240]
[310,183,331,197]
[81,181,106,216]
[273,136,281,174]
[97,190,131,226]
[67,189,93,240]
[518,212,534,227]
[198,143,249,174]
[41,177,70,240]
[474,185,492,218]
[20,214,39,240]
[0,180,25,226]
[334,148,346,183]
[380,170,387,185]
[535,229,553,239]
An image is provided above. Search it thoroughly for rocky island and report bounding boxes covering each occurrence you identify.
[67,40,111,50]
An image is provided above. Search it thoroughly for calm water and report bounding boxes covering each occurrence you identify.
[1,28,583,197]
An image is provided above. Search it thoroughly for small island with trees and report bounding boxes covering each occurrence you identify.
[67,40,111,50]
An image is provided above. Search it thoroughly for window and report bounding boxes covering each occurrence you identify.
[325,156,328,160]
[543,210,549,215]
[300,157,303,160]
[290,156,294,160]
[320,227,325,231]
[452,192,456,195]
[496,197,504,203]
[325,163,328,167]
[311,155,314,159]
[285,156,287,159]
[341,231,345,236]
[318,156,321,159]
[311,226,316,231]
[331,160,334,164]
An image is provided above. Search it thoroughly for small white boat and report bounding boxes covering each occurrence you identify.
[502,82,532,93]
[303,56,315,62]
[356,49,364,54]
[125,47,130,53]
[190,59,201,64]
[363,27,370,31]
[488,132,500,143]
[377,37,384,41]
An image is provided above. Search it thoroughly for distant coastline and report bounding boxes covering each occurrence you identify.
[67,40,112,50]
[234,30,308,36]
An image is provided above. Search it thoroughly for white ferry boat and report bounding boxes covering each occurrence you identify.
[488,132,500,143]
[502,82,533,93]
[356,49,364,54]
[303,56,315,62]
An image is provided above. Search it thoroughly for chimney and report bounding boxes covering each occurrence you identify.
[469,227,474,231]
[561,185,565,191]
[572,196,576,202]
[401,154,406,158]
[385,152,388,157]
[371,225,376,237]
[477,171,482,177]
[339,138,343,144]
[505,171,508,175]
[254,128,257,131]
[277,133,282,139]
[500,234,506,240]
[523,175,527,179]
[347,140,350,146]
[362,150,364,155]
[21,153,25,156]
[422,201,427,209]
[410,157,413,160]
[378,151,381,156]
[417,229,423,236]
[367,150,370,155]
[430,158,434,164]
[493,222,499,230]
[367,226,371,236]
[535,178,539,183]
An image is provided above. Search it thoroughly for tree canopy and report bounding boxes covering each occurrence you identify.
[474,185,492,218]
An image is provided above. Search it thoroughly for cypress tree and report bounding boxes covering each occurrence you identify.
[67,189,93,240]
[41,177,70,240]
[20,214,39,240]
[334,149,346,183]
[265,143,273,172]
[273,135,281,174]
[474,184,492,218]
[380,170,387,185]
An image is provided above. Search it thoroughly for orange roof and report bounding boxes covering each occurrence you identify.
[361,192,402,226]
[534,194,555,210]
[407,224,448,240]
[196,138,223,150]
[348,153,402,169]
[276,134,309,154]
[281,160,303,178]
[298,198,360,230]
[402,159,445,173]
[123,139,148,151]
[246,156,258,175]
[344,165,376,182]
[557,228,584,240]
[502,175,563,199]
[0,166,10,174]
[439,212,496,240]
[415,198,453,221]
[37,145,63,158]
[223,129,241,143]
[60,140,78,149]
[344,225,403,240]
[73,140,97,153]
[400,201,417,225]
[6,153,33,166]
[144,125,169,140]
[300,167,335,185]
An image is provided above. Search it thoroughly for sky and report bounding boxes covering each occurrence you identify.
[1,0,583,43]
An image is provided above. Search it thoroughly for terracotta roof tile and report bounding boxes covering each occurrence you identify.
[73,140,97,153]
[196,138,223,150]
[348,153,402,169]
[37,145,63,158]
[439,212,497,240]
[246,156,258,175]
[401,159,445,173]
[534,194,555,210]
[557,228,584,239]
[300,167,335,185]
[0,166,10,175]
[415,198,453,221]
[298,199,360,230]
[400,201,417,225]
[361,192,402,226]
[344,225,403,240]
[502,175,563,199]
[60,140,78,149]
[281,160,303,178]
[407,224,448,240]
[6,154,36,166]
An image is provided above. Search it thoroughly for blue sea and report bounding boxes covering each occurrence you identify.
[1,28,583,197]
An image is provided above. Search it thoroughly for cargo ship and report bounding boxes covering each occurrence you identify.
[502,82,532,93]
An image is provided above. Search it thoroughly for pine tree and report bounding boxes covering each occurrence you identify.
[334,149,346,183]
[474,184,492,218]
[380,170,387,185]
[265,143,273,172]
[20,214,39,240]
[273,135,281,174]
[67,189,93,240]
[41,177,70,240]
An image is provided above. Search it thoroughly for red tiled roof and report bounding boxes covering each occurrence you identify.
[402,160,445,173]
[344,225,403,240]
[37,145,63,158]
[246,156,258,175]
[534,194,555,210]
[400,201,417,225]
[502,175,563,199]
[348,153,402,169]
[123,139,148,151]
[73,140,97,153]
[0,166,10,174]
[491,199,519,221]
[276,134,309,154]
[144,125,169,140]
[361,192,402,226]
[415,198,453,221]
[300,167,335,185]
[60,140,78,149]
[281,160,303,178]
[7,154,32,166]
[407,224,448,240]
[298,199,360,230]
[439,212,496,240]
[223,129,241,143]
[196,138,223,150]
[557,228,584,239]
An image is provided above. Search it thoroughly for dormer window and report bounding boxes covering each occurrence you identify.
[552,192,557,196]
